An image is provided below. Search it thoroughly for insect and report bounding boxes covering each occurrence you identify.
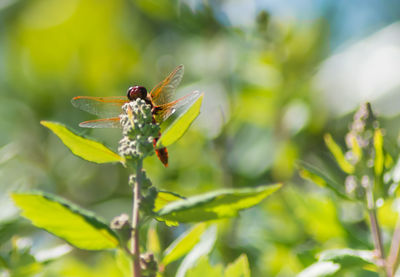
[71,65,201,167]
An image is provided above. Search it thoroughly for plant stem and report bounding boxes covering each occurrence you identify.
[387,214,400,277]
[132,160,142,277]
[369,210,387,269]
[365,179,388,276]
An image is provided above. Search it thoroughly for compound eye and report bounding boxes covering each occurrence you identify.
[126,87,134,100]
[139,86,148,97]
[140,86,147,93]
[126,86,147,101]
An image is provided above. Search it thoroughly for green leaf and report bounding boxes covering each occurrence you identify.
[141,189,184,226]
[348,134,362,161]
[3,239,43,277]
[298,161,349,200]
[41,121,124,164]
[186,256,223,277]
[157,92,203,148]
[156,184,281,223]
[297,261,340,277]
[12,191,119,250]
[318,248,376,268]
[154,190,185,212]
[177,226,218,277]
[224,254,250,277]
[162,223,207,266]
[114,249,132,277]
[324,133,354,174]
[374,129,384,177]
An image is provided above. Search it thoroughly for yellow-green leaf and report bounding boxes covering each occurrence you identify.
[156,184,281,223]
[374,128,384,177]
[157,93,203,147]
[154,191,185,212]
[162,223,207,266]
[41,121,124,164]
[348,134,362,161]
[324,133,354,174]
[186,256,223,277]
[224,254,251,277]
[153,191,185,227]
[12,192,119,250]
[298,161,349,200]
[115,249,132,277]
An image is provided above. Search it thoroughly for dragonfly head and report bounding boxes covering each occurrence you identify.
[127,86,147,101]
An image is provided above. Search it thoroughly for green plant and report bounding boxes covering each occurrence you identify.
[299,103,400,277]
[8,67,281,277]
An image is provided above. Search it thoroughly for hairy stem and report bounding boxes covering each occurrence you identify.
[132,160,142,277]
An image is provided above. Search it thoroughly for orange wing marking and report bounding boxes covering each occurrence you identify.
[153,90,201,123]
[150,65,184,106]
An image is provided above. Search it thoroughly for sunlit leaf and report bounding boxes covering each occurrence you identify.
[298,161,349,200]
[162,223,207,266]
[114,249,132,277]
[176,226,217,277]
[374,129,384,177]
[12,192,119,250]
[41,121,124,164]
[186,256,223,277]
[297,261,340,277]
[154,191,185,212]
[324,133,354,174]
[157,93,203,147]
[156,184,281,223]
[151,190,185,226]
[319,248,376,268]
[224,254,250,277]
[348,134,362,161]
[141,189,184,227]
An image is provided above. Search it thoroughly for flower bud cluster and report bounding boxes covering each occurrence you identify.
[343,103,382,198]
[110,213,131,246]
[118,99,160,159]
[140,253,158,277]
[344,103,379,168]
[346,103,377,155]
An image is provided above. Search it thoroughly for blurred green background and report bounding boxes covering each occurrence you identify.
[2,0,400,276]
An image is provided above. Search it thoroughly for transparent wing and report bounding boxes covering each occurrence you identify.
[154,90,201,123]
[79,117,121,128]
[71,96,128,117]
[150,65,184,106]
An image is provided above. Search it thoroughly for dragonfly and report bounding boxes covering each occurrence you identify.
[71,65,201,167]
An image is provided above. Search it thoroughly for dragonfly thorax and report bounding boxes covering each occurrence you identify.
[127,86,148,101]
